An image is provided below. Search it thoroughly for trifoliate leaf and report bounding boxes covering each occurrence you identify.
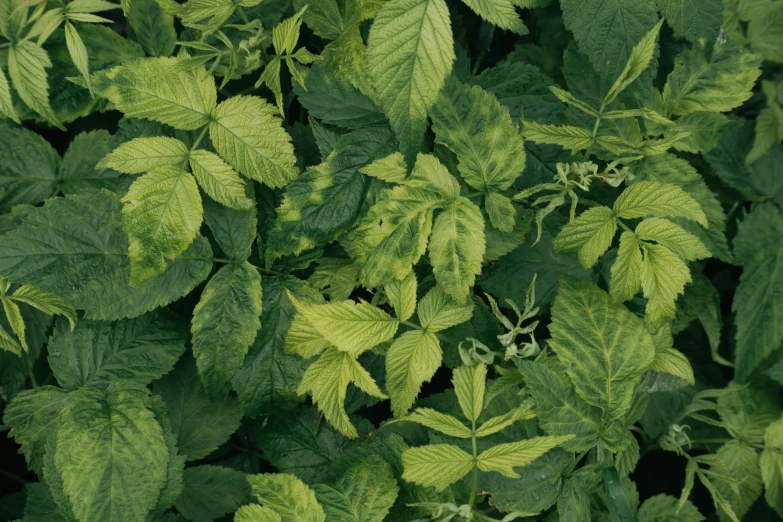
[96,137,189,174]
[548,277,655,421]
[288,293,398,357]
[640,243,691,326]
[313,456,399,522]
[452,363,486,422]
[90,57,216,130]
[48,312,185,390]
[553,206,617,269]
[208,95,298,188]
[9,40,63,129]
[191,262,262,395]
[56,381,169,522]
[611,231,642,303]
[365,0,455,159]
[122,167,203,284]
[416,284,475,332]
[404,408,473,438]
[663,40,762,116]
[517,361,601,451]
[385,270,417,322]
[0,125,60,212]
[156,356,243,461]
[246,473,326,522]
[635,217,711,261]
[401,444,473,491]
[386,330,441,416]
[476,435,574,478]
[604,19,663,106]
[430,80,526,192]
[189,149,253,210]
[732,204,783,382]
[174,466,251,522]
[613,181,708,227]
[297,347,386,438]
[521,122,594,153]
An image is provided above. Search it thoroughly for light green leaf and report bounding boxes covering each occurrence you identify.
[476,435,574,478]
[386,330,441,416]
[604,19,663,106]
[517,361,601,451]
[460,0,527,34]
[246,473,326,522]
[64,22,91,95]
[429,197,486,304]
[401,444,473,491]
[313,456,399,522]
[0,66,19,123]
[209,95,298,188]
[97,137,189,174]
[2,297,26,351]
[189,149,253,210]
[613,181,708,227]
[663,40,762,116]
[175,466,251,522]
[286,313,332,359]
[522,122,593,153]
[403,407,472,438]
[430,80,526,192]
[365,0,455,159]
[359,152,408,184]
[90,57,216,130]
[8,40,63,129]
[640,243,691,326]
[484,192,517,232]
[298,347,386,438]
[548,277,655,421]
[636,217,711,261]
[47,312,185,390]
[611,231,642,302]
[122,166,203,284]
[272,6,307,55]
[553,206,617,269]
[56,381,169,522]
[761,419,783,518]
[648,347,695,386]
[416,284,475,333]
[288,293,398,357]
[453,363,486,422]
[191,262,262,394]
[385,270,417,321]
[235,505,282,522]
[473,404,535,437]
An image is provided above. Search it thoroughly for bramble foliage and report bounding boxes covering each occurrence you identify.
[0,0,782,521]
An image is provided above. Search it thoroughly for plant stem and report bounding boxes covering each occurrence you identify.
[28,370,38,388]
[469,421,478,509]
[190,126,210,151]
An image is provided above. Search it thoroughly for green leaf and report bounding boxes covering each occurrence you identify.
[429,197,486,303]
[97,137,189,174]
[288,293,398,357]
[401,444,473,491]
[0,125,59,212]
[712,441,763,521]
[386,330,441,416]
[56,381,169,522]
[521,122,594,153]
[48,312,185,390]
[659,0,721,43]
[548,277,655,421]
[637,494,704,521]
[430,80,526,192]
[156,356,243,461]
[23,482,72,522]
[90,58,216,130]
[191,262,262,394]
[0,66,19,123]
[235,505,282,522]
[648,347,695,386]
[747,107,782,164]
[122,166,203,284]
[59,130,124,195]
[732,204,783,382]
[663,40,762,116]
[560,0,659,86]
[747,3,783,63]
[635,217,711,261]
[365,0,455,159]
[761,419,783,518]
[313,455,399,522]
[9,40,64,129]
[476,435,574,477]
[417,284,475,332]
[174,466,251,522]
[460,0,526,33]
[611,231,642,302]
[613,181,708,227]
[453,363,486,422]
[553,206,617,269]
[209,95,298,188]
[203,196,257,261]
[246,473,326,522]
[188,149,253,210]
[126,0,177,57]
[404,407,473,438]
[0,190,213,321]
[484,192,517,232]
[64,22,92,95]
[294,0,356,40]
[267,126,396,260]
[604,19,663,106]
[640,243,691,326]
[385,270,417,322]
[298,347,386,438]
[517,361,602,452]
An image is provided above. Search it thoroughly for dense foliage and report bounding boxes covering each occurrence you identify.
[0,0,782,520]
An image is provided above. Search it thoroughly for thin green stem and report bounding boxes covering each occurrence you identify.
[190,126,210,152]
[401,320,423,331]
[616,219,633,233]
[0,468,27,485]
[28,370,38,388]
[469,422,479,509]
